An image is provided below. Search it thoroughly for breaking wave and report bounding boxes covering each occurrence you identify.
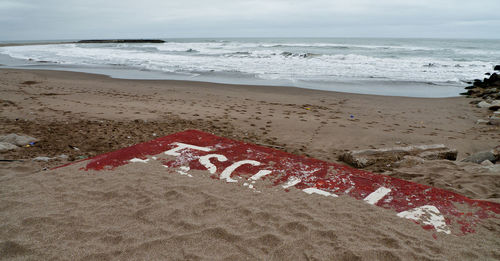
[0,38,499,89]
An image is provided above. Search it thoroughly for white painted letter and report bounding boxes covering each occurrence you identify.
[363,187,391,205]
[220,160,261,183]
[129,158,150,163]
[249,170,272,181]
[199,154,228,174]
[177,166,192,177]
[282,176,302,188]
[303,188,338,197]
[164,142,211,156]
[397,205,450,234]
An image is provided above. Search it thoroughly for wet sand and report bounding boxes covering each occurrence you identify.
[1,68,499,260]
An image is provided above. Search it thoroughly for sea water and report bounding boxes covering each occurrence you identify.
[1,38,499,97]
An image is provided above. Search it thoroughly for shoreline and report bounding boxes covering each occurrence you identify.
[1,67,461,99]
[0,38,483,98]
[0,62,465,98]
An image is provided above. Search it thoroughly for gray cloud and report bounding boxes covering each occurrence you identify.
[1,0,499,40]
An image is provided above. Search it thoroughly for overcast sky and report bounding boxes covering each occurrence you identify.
[1,0,499,40]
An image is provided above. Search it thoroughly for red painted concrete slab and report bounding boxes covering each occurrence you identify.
[66,130,499,235]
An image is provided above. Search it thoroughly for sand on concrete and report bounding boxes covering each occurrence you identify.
[1,159,499,260]
[0,68,499,260]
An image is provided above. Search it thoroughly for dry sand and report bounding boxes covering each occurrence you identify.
[1,68,499,260]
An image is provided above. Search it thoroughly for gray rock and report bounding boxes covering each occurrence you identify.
[0,142,18,152]
[462,151,496,164]
[32,156,53,162]
[489,116,500,126]
[0,134,38,146]
[418,149,458,160]
[477,100,500,110]
[393,156,426,168]
[339,144,457,169]
[480,160,494,166]
[493,146,500,159]
[487,100,500,111]
[477,101,492,108]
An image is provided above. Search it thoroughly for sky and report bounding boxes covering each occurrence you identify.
[1,0,499,40]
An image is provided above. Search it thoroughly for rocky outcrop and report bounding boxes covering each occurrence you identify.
[77,39,165,44]
[461,151,497,164]
[339,144,457,169]
[461,71,500,101]
[462,69,500,125]
[462,146,500,164]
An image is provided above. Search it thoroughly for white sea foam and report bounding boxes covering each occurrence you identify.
[1,38,498,96]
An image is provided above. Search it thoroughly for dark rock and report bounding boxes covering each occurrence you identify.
[463,72,500,100]
[494,65,500,71]
[77,39,165,44]
[21,81,38,85]
[485,72,491,75]
[473,81,486,88]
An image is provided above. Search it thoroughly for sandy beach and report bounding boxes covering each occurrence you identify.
[1,68,499,260]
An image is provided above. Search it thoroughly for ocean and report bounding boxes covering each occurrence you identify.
[1,38,499,97]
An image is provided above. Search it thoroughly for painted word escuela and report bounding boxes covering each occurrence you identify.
[80,130,500,235]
